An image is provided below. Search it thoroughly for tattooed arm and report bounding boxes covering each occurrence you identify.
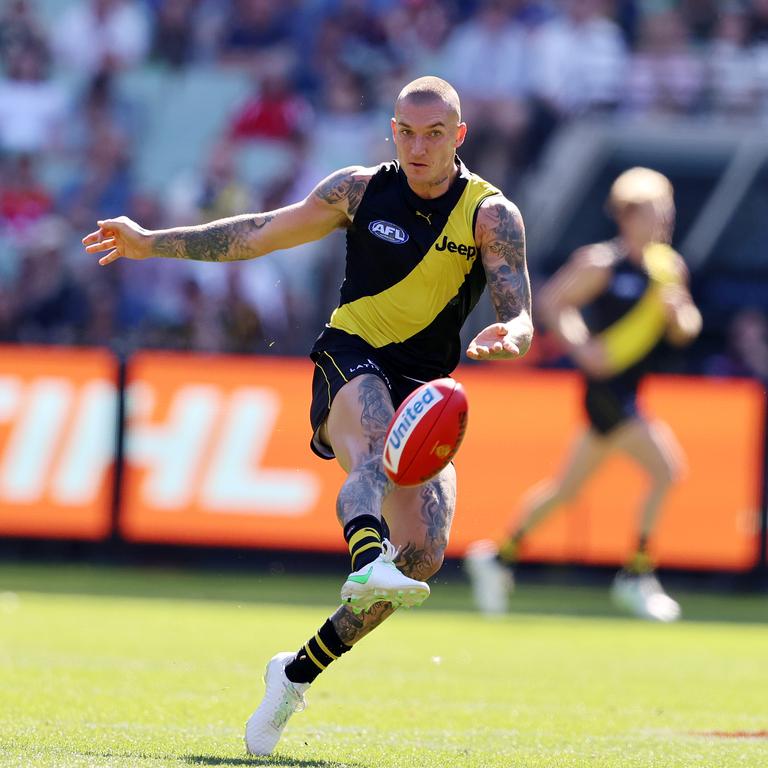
[467,195,533,360]
[82,166,375,265]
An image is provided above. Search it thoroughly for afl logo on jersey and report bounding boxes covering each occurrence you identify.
[369,220,409,244]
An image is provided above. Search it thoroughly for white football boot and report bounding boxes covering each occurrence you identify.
[464,539,513,615]
[341,539,430,613]
[245,652,309,756]
[611,570,681,622]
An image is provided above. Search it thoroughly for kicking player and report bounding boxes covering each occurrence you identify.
[465,167,701,621]
[84,76,533,755]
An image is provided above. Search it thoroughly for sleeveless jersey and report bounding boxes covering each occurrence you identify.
[313,158,500,379]
[585,239,680,381]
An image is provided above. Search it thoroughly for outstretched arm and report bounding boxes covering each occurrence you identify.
[83,166,373,265]
[468,195,533,360]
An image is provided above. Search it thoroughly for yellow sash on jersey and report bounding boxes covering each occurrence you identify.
[329,175,499,348]
[600,243,682,375]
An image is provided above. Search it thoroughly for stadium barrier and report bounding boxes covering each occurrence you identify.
[0,345,764,572]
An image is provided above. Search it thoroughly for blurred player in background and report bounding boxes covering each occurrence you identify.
[466,167,702,622]
[84,77,532,755]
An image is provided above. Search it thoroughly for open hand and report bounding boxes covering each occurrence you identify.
[82,216,152,265]
[467,323,521,360]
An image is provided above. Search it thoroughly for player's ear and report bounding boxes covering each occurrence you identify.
[455,122,467,149]
[390,117,398,146]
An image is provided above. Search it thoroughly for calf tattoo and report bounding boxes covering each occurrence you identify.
[330,602,395,645]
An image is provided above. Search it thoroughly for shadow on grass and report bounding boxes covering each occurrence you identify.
[64,751,360,768]
[183,755,362,767]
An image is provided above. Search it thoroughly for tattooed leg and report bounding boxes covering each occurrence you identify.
[383,463,457,581]
[330,601,397,646]
[324,375,395,526]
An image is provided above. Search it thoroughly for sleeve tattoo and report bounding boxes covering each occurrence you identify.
[480,201,531,322]
[153,213,275,262]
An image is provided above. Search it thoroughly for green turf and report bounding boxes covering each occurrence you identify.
[0,564,766,768]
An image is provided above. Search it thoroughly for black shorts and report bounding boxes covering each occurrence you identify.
[584,377,641,435]
[309,330,427,459]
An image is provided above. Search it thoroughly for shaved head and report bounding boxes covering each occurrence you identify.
[395,76,461,122]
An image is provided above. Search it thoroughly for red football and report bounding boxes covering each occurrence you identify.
[382,377,469,487]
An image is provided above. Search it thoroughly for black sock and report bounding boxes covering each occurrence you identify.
[343,514,383,571]
[285,619,352,684]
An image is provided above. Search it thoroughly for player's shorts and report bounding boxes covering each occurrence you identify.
[309,330,427,460]
[584,377,641,435]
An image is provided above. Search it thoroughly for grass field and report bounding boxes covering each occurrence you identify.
[1,563,767,768]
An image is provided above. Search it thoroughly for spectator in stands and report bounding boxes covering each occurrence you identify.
[527,0,628,166]
[53,0,149,75]
[626,7,706,116]
[58,113,133,232]
[218,0,292,67]
[302,68,382,178]
[218,265,269,354]
[327,0,396,80]
[708,3,761,118]
[746,0,768,43]
[14,216,90,345]
[228,51,312,144]
[0,154,53,245]
[382,0,455,88]
[439,0,530,186]
[529,0,628,115]
[195,142,253,223]
[678,0,719,43]
[174,275,225,351]
[67,69,134,157]
[0,43,68,154]
[706,307,768,382]
[149,0,200,69]
[0,0,47,67]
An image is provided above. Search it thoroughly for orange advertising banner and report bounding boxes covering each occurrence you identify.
[122,352,765,571]
[0,345,117,540]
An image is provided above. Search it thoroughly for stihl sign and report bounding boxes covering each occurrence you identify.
[125,382,319,513]
[0,346,116,538]
[0,346,763,570]
[0,348,333,544]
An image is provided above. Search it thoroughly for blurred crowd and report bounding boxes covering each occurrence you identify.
[1,0,768,380]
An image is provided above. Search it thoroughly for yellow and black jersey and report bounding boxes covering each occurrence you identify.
[582,239,681,433]
[587,238,681,381]
[312,158,500,379]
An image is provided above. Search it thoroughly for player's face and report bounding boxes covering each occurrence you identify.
[391,99,467,188]
[616,200,674,244]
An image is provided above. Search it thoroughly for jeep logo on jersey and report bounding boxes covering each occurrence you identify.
[434,234,476,260]
[382,385,443,474]
[369,220,409,244]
